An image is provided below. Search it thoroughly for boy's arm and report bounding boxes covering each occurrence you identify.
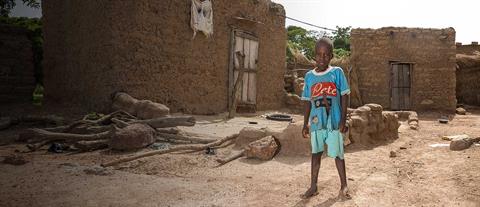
[339,94,349,133]
[302,101,311,138]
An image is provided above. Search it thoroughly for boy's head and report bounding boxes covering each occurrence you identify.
[314,37,334,70]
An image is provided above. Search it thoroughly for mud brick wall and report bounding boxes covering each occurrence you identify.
[456,67,480,105]
[350,27,457,112]
[0,24,35,103]
[42,0,286,114]
[456,42,480,55]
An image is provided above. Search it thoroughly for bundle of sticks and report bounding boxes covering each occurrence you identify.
[16,110,238,167]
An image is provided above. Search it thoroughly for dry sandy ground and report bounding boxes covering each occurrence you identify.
[1,106,480,207]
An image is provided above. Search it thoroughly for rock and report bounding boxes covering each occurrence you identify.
[0,117,12,130]
[389,151,397,158]
[2,154,28,165]
[235,127,267,149]
[348,104,400,146]
[135,100,170,119]
[409,120,419,130]
[442,134,469,141]
[456,107,466,115]
[112,92,138,115]
[293,78,304,96]
[109,124,156,150]
[365,103,383,111]
[112,92,169,119]
[244,136,279,160]
[285,93,302,106]
[275,121,311,156]
[420,99,434,105]
[450,138,473,151]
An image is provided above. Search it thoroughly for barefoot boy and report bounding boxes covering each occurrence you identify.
[301,37,351,199]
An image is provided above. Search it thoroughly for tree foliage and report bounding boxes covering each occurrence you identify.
[332,26,351,58]
[0,0,40,17]
[286,25,320,60]
[286,25,352,61]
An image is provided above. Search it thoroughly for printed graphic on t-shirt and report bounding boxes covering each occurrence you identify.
[311,82,337,98]
[313,98,332,108]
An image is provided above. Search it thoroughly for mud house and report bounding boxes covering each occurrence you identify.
[0,24,35,103]
[350,27,457,112]
[42,0,286,114]
[456,42,480,106]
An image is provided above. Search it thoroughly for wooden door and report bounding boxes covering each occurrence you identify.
[391,63,411,110]
[229,31,258,107]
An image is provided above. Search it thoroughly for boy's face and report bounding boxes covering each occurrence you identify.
[315,43,333,70]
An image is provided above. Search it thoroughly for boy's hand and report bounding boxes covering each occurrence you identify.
[339,122,348,133]
[302,125,310,138]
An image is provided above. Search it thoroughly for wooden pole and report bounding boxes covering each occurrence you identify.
[228,51,246,119]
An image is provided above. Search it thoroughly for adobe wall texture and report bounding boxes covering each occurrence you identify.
[0,24,35,103]
[456,66,480,105]
[350,27,457,112]
[43,0,286,114]
[456,43,480,55]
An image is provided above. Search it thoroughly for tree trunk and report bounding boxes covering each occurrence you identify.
[102,133,239,167]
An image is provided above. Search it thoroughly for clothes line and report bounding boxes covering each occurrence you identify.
[278,14,336,32]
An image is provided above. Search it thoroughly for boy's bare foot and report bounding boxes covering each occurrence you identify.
[338,186,351,200]
[301,186,319,199]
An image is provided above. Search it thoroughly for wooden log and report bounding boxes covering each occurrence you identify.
[155,127,180,134]
[93,110,137,125]
[74,139,109,151]
[156,132,216,144]
[26,140,54,151]
[131,116,195,128]
[111,118,129,128]
[228,52,246,119]
[216,150,244,166]
[20,115,65,126]
[101,133,239,167]
[155,137,192,144]
[20,128,112,144]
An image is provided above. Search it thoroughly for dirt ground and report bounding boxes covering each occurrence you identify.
[1,104,480,207]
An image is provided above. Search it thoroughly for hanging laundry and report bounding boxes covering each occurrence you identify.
[190,0,213,38]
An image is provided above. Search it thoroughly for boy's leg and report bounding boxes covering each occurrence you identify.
[335,157,351,198]
[303,130,326,198]
[334,157,347,189]
[303,152,323,198]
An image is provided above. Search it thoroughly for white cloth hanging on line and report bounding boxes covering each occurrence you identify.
[190,0,213,39]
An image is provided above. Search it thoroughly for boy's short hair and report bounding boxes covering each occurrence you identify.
[315,37,334,54]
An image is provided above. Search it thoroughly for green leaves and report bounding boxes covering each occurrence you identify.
[0,0,40,17]
[286,25,352,62]
[287,25,320,60]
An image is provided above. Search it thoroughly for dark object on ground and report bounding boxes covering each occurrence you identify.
[48,142,70,153]
[438,119,448,124]
[266,114,293,122]
[0,117,12,130]
[2,154,28,165]
[205,147,216,155]
[248,121,258,124]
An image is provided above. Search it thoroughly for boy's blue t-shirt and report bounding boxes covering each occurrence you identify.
[301,66,350,131]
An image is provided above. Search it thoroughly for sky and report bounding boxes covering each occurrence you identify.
[10,0,479,43]
[272,0,479,44]
[10,0,41,18]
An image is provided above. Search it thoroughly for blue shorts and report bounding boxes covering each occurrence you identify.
[310,129,344,159]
